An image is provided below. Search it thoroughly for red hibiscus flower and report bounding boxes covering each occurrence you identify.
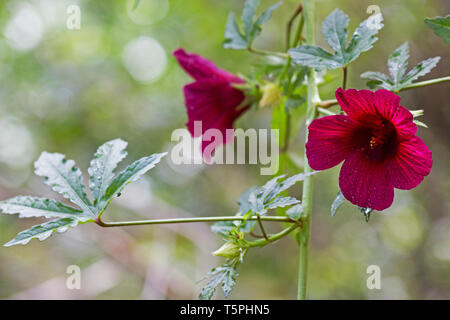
[306,88,432,211]
[173,48,249,157]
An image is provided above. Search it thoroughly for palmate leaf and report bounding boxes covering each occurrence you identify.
[88,139,128,208]
[289,9,383,70]
[4,217,89,247]
[199,264,238,300]
[361,42,440,91]
[35,152,96,216]
[425,15,450,43]
[1,140,167,246]
[99,152,167,208]
[223,0,281,50]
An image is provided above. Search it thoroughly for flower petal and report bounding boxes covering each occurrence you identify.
[183,79,248,154]
[388,136,432,190]
[373,89,417,141]
[339,150,394,210]
[173,48,242,83]
[335,87,377,121]
[306,115,358,170]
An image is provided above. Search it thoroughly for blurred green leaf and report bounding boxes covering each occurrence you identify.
[425,15,450,43]
[286,204,303,220]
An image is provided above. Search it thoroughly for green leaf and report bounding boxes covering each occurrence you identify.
[331,190,346,217]
[425,15,450,43]
[34,152,96,216]
[288,45,342,70]
[132,0,142,10]
[211,221,236,235]
[4,217,89,247]
[101,152,167,207]
[223,0,282,50]
[321,9,349,61]
[266,196,299,210]
[286,204,303,220]
[360,42,440,91]
[346,12,383,63]
[199,264,238,300]
[401,57,441,85]
[242,0,259,37]
[223,12,248,50]
[387,42,409,88]
[88,139,128,207]
[0,196,86,219]
[289,9,383,70]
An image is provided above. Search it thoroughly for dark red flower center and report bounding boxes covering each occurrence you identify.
[352,115,398,162]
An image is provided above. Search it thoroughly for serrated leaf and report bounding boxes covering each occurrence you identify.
[289,10,383,70]
[88,139,128,207]
[401,57,441,85]
[387,42,409,88]
[101,152,167,206]
[4,217,90,247]
[286,204,303,220]
[331,190,346,217]
[346,13,383,63]
[223,12,248,50]
[35,152,96,216]
[288,45,342,70]
[266,196,300,210]
[249,1,282,41]
[199,264,238,300]
[0,196,85,219]
[211,221,236,235]
[322,9,349,60]
[360,44,440,91]
[425,15,450,43]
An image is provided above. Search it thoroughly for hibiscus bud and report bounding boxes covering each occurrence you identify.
[259,82,282,108]
[212,241,241,259]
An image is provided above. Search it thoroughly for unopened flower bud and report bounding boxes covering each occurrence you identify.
[212,241,241,259]
[259,83,282,108]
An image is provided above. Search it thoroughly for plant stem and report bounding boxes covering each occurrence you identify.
[248,47,289,59]
[95,215,295,227]
[318,99,338,109]
[286,4,303,51]
[342,66,348,89]
[256,214,269,241]
[297,0,317,300]
[247,223,300,248]
[399,75,450,91]
[317,107,336,116]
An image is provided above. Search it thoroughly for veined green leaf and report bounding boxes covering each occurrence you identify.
[4,217,90,247]
[360,71,394,90]
[286,204,303,220]
[199,264,238,300]
[34,152,96,216]
[346,13,383,64]
[101,152,167,206]
[266,196,299,210]
[242,0,259,37]
[321,9,349,61]
[249,1,282,41]
[288,45,342,70]
[88,139,128,207]
[387,42,409,88]
[425,15,450,43]
[0,196,85,219]
[401,56,441,85]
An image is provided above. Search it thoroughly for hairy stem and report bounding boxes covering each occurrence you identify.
[95,215,295,227]
[297,0,317,300]
[399,75,450,91]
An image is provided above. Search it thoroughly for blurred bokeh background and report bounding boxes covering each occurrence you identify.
[0,0,448,299]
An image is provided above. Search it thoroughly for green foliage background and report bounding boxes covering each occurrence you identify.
[0,0,448,299]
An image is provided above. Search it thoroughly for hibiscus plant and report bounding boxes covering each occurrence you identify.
[1,0,449,300]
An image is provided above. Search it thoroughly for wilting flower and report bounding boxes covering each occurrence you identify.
[306,88,432,210]
[173,48,249,156]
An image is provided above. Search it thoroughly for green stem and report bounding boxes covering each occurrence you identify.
[286,4,303,51]
[95,215,295,227]
[292,14,305,47]
[317,107,336,116]
[399,76,450,91]
[297,0,317,300]
[247,223,300,248]
[342,66,348,89]
[248,47,289,59]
